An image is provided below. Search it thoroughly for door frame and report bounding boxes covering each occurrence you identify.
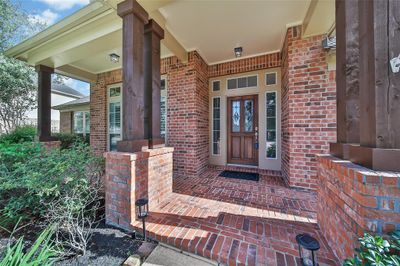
[227,94,259,166]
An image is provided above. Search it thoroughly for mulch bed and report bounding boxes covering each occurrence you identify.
[55,221,142,266]
[1,221,143,266]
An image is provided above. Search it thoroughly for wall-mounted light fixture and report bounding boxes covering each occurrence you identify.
[321,36,336,50]
[109,53,120,63]
[234,47,243,58]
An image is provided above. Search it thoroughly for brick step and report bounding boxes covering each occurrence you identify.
[132,193,339,266]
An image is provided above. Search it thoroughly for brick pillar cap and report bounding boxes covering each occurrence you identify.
[145,19,164,39]
[117,0,148,24]
[35,65,54,73]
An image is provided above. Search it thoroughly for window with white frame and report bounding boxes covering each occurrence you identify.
[227,75,258,90]
[108,85,122,151]
[266,72,277,86]
[212,97,221,155]
[212,80,220,91]
[73,111,90,137]
[266,92,277,158]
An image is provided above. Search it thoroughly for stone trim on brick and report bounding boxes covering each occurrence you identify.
[317,154,400,261]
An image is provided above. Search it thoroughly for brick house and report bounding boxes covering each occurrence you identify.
[6,0,399,265]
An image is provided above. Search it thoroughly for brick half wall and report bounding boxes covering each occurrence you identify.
[105,147,174,231]
[317,154,400,261]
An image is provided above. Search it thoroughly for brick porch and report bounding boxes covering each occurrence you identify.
[131,169,339,265]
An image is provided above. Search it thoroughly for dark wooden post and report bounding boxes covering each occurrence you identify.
[36,65,54,141]
[116,0,149,152]
[348,0,400,171]
[144,19,165,148]
[330,0,360,159]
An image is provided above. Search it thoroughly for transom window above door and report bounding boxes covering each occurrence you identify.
[227,75,258,90]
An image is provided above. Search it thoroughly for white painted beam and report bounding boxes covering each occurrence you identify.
[56,64,97,82]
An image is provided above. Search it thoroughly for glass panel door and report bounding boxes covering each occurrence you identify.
[232,101,241,132]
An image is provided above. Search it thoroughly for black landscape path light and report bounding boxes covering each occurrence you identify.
[296,233,320,266]
[135,198,149,241]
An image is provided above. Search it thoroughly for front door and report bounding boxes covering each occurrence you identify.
[227,95,258,166]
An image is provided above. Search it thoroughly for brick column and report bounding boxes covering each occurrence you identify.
[59,111,72,133]
[166,51,209,178]
[105,147,173,231]
[281,26,336,189]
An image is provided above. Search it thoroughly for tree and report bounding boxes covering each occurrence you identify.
[0,0,45,133]
[0,55,36,133]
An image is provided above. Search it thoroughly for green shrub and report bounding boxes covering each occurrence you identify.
[0,226,57,266]
[0,141,104,224]
[0,126,36,144]
[52,133,88,149]
[344,231,400,266]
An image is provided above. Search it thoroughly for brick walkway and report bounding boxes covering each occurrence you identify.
[132,169,339,265]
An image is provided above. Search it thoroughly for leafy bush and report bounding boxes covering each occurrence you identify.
[0,141,104,257]
[0,141,104,224]
[344,231,400,266]
[0,125,36,144]
[0,226,56,266]
[53,133,89,149]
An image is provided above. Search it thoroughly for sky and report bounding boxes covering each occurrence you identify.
[13,0,91,96]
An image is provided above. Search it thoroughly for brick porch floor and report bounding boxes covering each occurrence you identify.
[131,168,339,265]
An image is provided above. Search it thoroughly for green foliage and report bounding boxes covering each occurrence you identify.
[0,0,46,133]
[0,141,104,226]
[0,226,57,266]
[52,133,88,149]
[0,126,36,144]
[344,231,400,266]
[0,0,45,52]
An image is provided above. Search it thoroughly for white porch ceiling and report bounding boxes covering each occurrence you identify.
[5,0,335,81]
[159,0,312,64]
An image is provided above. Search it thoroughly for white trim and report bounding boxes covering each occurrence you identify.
[265,91,278,160]
[226,164,258,169]
[265,71,278,86]
[226,74,259,90]
[160,75,168,141]
[211,96,221,156]
[107,83,122,151]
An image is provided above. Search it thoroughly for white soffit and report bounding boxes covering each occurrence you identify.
[159,0,311,64]
[303,0,335,38]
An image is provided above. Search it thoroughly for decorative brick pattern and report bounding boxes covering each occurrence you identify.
[129,168,339,265]
[281,26,337,190]
[105,147,173,230]
[59,111,72,133]
[174,168,317,220]
[163,51,209,178]
[317,154,400,261]
[208,52,281,78]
